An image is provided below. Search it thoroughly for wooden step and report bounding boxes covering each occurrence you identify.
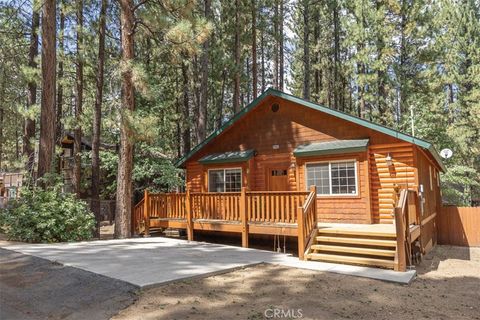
[310,244,395,257]
[306,253,395,268]
[316,236,397,247]
[317,228,396,238]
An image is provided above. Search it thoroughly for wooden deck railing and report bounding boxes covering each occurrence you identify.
[191,192,242,220]
[394,188,420,271]
[246,191,309,224]
[132,187,317,255]
[297,186,317,260]
[149,193,187,219]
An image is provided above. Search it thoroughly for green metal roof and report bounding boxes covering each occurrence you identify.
[175,88,445,171]
[294,139,370,157]
[198,149,255,164]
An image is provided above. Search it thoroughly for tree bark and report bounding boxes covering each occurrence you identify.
[37,0,56,180]
[398,0,407,122]
[115,0,135,238]
[91,0,108,238]
[302,0,310,99]
[251,0,257,99]
[333,0,340,110]
[313,9,321,101]
[376,0,387,124]
[216,68,226,130]
[73,0,84,196]
[233,0,241,113]
[273,0,279,89]
[260,29,266,92]
[181,62,191,154]
[197,0,210,144]
[24,4,40,173]
[279,0,284,91]
[56,2,65,151]
[0,73,5,170]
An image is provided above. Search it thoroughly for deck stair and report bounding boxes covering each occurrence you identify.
[305,224,397,269]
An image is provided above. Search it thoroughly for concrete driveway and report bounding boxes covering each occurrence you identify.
[1,237,415,287]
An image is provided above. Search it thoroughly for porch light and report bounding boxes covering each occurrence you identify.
[385,153,393,166]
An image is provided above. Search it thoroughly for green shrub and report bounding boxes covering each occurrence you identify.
[0,184,96,243]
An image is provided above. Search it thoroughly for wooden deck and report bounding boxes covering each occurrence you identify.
[132,188,422,272]
[133,187,317,252]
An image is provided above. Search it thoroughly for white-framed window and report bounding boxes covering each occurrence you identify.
[208,168,242,192]
[305,160,358,196]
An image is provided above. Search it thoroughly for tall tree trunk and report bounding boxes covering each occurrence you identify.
[398,0,407,123]
[333,0,340,110]
[302,0,310,99]
[216,69,226,130]
[175,77,181,158]
[233,0,241,113]
[279,0,284,91]
[0,72,5,170]
[91,0,108,238]
[260,29,266,92]
[115,0,135,238]
[181,62,191,154]
[73,0,84,196]
[197,0,211,144]
[37,0,56,180]
[376,0,387,124]
[313,9,321,101]
[56,2,65,150]
[24,4,39,173]
[251,0,257,99]
[273,0,279,89]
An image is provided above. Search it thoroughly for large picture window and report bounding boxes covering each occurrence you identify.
[208,168,242,192]
[306,161,357,196]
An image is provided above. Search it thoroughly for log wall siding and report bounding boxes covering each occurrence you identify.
[185,96,432,224]
[368,143,416,224]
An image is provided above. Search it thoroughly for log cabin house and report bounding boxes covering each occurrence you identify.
[132,89,445,271]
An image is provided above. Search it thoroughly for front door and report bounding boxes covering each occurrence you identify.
[268,168,289,191]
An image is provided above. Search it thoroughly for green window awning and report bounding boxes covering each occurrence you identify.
[293,139,369,157]
[199,149,255,164]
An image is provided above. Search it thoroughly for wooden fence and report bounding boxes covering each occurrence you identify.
[437,206,480,247]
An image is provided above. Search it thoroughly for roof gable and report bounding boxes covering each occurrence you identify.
[176,88,445,171]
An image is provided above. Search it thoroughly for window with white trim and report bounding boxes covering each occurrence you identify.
[208,168,242,192]
[306,161,357,195]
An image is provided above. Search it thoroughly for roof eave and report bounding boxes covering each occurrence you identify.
[294,146,368,157]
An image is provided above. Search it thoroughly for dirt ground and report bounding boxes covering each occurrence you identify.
[113,245,480,320]
[0,248,137,320]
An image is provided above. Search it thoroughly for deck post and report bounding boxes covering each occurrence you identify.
[186,188,193,241]
[143,189,150,237]
[310,185,318,225]
[240,187,249,248]
[394,207,406,271]
[297,206,305,260]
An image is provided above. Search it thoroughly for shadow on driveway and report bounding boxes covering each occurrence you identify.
[0,248,137,320]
